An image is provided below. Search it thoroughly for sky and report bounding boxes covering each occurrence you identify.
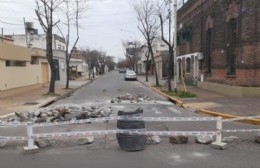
[0,0,185,61]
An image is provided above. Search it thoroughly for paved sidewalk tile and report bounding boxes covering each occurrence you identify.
[138,75,260,117]
[0,79,91,117]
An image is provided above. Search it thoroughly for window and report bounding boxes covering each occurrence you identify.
[227,54,236,75]
[6,60,26,67]
[31,56,39,65]
[205,28,212,74]
[186,58,191,73]
[227,18,237,75]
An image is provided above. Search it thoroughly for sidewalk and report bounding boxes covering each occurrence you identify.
[138,75,260,124]
[0,78,91,118]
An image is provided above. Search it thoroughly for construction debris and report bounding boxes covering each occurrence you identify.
[6,104,113,123]
[0,139,7,148]
[77,136,94,145]
[111,93,154,104]
[169,136,188,144]
[222,136,240,143]
[146,136,161,145]
[255,133,260,143]
[195,135,214,144]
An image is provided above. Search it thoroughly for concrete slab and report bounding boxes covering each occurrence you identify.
[23,145,40,154]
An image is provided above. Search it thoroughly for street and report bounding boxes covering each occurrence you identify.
[0,71,259,168]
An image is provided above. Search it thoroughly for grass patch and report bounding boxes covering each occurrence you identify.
[161,90,197,98]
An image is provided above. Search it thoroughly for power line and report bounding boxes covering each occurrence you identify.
[0,19,24,25]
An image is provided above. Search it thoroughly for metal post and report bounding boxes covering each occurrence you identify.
[1,28,3,42]
[173,0,178,93]
[23,122,39,153]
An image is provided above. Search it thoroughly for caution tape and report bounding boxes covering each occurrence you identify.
[33,130,216,139]
[0,136,28,141]
[32,116,218,127]
[0,116,217,127]
[222,129,260,133]
[0,121,27,127]
[223,116,260,122]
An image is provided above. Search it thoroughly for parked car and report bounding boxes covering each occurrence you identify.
[118,68,126,73]
[124,70,137,80]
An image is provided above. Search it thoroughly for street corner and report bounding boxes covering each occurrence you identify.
[197,109,260,125]
[182,102,221,111]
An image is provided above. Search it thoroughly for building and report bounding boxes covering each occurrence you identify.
[177,0,260,96]
[0,41,49,91]
[153,38,169,79]
[8,22,67,83]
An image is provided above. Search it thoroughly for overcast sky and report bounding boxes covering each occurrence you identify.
[0,0,185,61]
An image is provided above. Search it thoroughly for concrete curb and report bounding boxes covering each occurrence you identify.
[138,79,184,107]
[39,77,99,108]
[197,109,260,125]
[138,78,260,125]
[0,77,100,119]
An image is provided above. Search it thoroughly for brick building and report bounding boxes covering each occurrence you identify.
[177,0,260,90]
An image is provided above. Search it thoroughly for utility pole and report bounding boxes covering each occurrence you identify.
[167,0,173,91]
[173,0,178,93]
[1,28,3,42]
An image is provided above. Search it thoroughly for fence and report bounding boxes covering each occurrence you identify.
[0,115,260,151]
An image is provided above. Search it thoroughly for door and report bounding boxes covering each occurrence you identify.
[41,62,49,83]
[53,59,60,81]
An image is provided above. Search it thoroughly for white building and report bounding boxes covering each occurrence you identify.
[9,22,67,83]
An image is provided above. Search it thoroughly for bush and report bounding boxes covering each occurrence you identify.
[162,90,196,98]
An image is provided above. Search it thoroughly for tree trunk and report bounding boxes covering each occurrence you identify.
[148,42,159,86]
[65,61,70,89]
[145,54,150,82]
[46,30,55,94]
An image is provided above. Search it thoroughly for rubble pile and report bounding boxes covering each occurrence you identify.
[6,104,113,123]
[111,93,154,104]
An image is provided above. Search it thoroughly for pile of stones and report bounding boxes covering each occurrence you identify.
[6,104,113,123]
[111,93,155,104]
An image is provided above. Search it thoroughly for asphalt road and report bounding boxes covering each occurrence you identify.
[0,71,259,168]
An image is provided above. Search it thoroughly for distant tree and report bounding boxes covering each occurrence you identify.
[133,0,160,86]
[122,40,141,71]
[61,0,86,89]
[35,0,65,94]
[105,56,116,71]
[158,2,174,91]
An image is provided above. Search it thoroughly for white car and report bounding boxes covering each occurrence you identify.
[124,70,137,80]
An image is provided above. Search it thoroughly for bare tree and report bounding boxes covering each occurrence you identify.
[144,45,150,82]
[35,0,65,94]
[158,2,174,91]
[133,0,160,86]
[122,40,141,71]
[58,0,86,89]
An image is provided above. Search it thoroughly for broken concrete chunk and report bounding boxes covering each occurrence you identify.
[255,133,260,143]
[146,136,161,145]
[195,135,213,144]
[77,136,94,145]
[169,136,188,144]
[222,136,240,143]
[35,138,52,148]
[0,139,7,148]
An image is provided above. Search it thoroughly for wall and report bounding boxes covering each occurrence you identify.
[177,0,260,87]
[0,60,41,90]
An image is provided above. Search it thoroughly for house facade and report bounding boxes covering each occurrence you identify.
[177,0,260,95]
[0,41,49,91]
[9,23,67,83]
